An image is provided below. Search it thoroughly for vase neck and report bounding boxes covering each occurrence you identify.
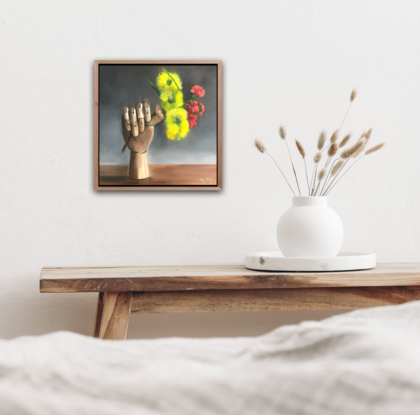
[292,196,327,206]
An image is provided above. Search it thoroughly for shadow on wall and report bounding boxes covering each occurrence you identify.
[127,309,350,339]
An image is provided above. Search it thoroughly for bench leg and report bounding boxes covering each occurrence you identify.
[93,292,104,338]
[93,292,133,340]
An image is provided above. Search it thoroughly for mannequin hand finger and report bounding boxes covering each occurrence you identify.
[155,104,164,120]
[130,108,139,137]
[121,114,132,143]
[122,107,131,131]
[137,103,145,133]
[143,99,151,123]
[148,105,165,127]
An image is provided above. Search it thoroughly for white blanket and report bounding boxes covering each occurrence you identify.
[1,301,420,415]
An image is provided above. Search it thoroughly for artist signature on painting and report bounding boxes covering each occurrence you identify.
[199,178,213,184]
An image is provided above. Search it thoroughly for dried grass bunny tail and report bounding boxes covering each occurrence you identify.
[330,130,339,144]
[255,139,266,153]
[328,143,338,157]
[314,152,322,163]
[318,168,326,181]
[331,159,344,176]
[313,167,327,195]
[366,142,385,155]
[339,88,357,131]
[353,139,367,158]
[279,126,286,140]
[296,139,310,193]
[339,134,351,148]
[365,128,373,141]
[310,150,322,195]
[295,139,305,158]
[341,138,366,159]
[317,131,326,150]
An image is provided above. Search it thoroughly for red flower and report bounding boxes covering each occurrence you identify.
[198,102,205,116]
[190,85,205,98]
[185,101,199,114]
[191,101,200,112]
[188,113,198,128]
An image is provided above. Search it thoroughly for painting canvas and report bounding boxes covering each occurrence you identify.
[94,61,222,190]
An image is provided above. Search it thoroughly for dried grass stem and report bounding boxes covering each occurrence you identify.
[254,139,296,195]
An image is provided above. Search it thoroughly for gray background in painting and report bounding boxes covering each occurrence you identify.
[99,65,217,165]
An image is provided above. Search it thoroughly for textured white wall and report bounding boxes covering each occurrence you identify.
[1,0,419,339]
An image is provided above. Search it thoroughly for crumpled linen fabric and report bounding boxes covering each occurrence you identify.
[1,301,420,415]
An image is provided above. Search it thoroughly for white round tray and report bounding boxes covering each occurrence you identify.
[245,251,376,272]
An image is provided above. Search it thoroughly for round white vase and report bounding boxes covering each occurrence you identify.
[277,196,343,258]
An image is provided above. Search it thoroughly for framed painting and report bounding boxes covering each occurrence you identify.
[94,60,222,191]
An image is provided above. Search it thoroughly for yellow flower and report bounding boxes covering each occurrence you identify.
[166,123,180,139]
[165,108,189,140]
[179,119,189,137]
[157,71,182,93]
[160,90,184,112]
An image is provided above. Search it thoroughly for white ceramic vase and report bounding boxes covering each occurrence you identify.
[277,196,343,258]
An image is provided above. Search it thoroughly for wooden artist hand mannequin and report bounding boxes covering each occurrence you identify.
[121,99,164,179]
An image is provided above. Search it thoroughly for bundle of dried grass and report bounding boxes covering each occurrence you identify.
[253,88,385,197]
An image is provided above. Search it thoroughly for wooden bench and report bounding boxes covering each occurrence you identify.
[40,263,420,340]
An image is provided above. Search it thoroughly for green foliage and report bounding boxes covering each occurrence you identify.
[148,79,161,97]
[162,68,181,91]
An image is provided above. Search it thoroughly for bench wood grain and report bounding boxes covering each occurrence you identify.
[40,263,420,293]
[131,286,420,313]
[39,263,420,340]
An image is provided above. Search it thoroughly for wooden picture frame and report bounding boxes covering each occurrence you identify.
[94,60,222,191]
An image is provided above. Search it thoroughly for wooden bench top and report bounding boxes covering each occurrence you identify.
[40,263,420,293]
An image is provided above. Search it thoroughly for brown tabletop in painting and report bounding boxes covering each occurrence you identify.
[40,264,420,340]
[99,164,218,188]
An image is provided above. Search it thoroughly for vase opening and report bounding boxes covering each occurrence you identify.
[292,196,327,207]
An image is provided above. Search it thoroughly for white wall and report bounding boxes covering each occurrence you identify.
[1,0,419,339]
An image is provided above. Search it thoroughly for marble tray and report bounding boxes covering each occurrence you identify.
[245,252,376,272]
